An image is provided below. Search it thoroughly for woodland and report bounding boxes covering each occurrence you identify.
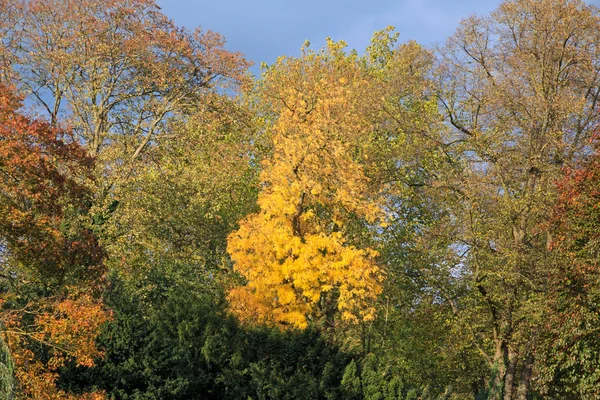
[0,0,600,398]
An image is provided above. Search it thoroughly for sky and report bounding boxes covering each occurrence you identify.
[156,0,599,75]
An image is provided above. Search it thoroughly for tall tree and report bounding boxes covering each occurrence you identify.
[434,0,600,398]
[104,91,260,294]
[351,29,479,395]
[534,131,600,398]
[5,0,250,180]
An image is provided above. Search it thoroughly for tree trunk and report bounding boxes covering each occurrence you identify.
[516,353,534,400]
[0,334,15,399]
[503,347,517,400]
[488,343,507,400]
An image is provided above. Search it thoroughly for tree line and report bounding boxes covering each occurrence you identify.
[1,0,599,398]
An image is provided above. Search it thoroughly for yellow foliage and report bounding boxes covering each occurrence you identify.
[227,39,384,329]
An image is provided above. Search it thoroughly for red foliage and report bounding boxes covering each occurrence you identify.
[0,84,103,284]
[538,131,600,393]
[553,134,600,265]
[0,84,110,398]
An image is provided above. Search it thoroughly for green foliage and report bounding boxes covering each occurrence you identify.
[533,138,600,398]
[102,93,259,278]
[340,353,451,400]
[59,269,355,399]
[59,269,441,399]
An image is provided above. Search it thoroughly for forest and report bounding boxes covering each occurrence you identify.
[0,0,599,398]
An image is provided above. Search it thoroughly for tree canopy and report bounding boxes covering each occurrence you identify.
[1,0,600,399]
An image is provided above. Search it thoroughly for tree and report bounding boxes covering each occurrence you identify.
[433,0,600,398]
[0,84,109,398]
[5,0,251,182]
[0,84,101,286]
[533,132,600,398]
[227,39,385,330]
[100,90,259,281]
[341,29,482,396]
[59,271,355,400]
[0,3,255,390]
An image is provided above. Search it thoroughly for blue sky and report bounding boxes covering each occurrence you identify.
[156,0,598,74]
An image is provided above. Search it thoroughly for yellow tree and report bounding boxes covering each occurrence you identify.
[227,39,384,330]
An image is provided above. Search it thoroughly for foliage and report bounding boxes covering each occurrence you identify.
[4,0,251,184]
[433,0,600,397]
[227,39,385,330]
[534,134,600,398]
[59,270,351,399]
[0,84,109,398]
[4,293,109,399]
[1,0,600,397]
[0,84,101,285]
[102,91,260,285]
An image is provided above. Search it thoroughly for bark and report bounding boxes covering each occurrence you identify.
[292,192,305,237]
[516,353,534,400]
[488,344,507,400]
[503,347,518,400]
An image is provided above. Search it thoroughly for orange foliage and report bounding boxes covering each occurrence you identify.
[0,84,102,284]
[0,85,108,398]
[11,0,251,162]
[4,294,110,399]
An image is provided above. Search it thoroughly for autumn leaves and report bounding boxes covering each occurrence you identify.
[227,38,428,329]
[227,41,382,329]
[0,0,252,397]
[1,0,600,397]
[0,86,108,398]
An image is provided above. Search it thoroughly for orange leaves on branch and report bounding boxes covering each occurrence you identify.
[0,84,108,397]
[552,133,600,275]
[227,40,384,330]
[35,294,110,368]
[4,293,110,399]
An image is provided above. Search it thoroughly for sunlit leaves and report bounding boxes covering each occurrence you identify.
[434,0,600,397]
[7,0,252,182]
[0,84,101,285]
[4,293,109,399]
[0,84,109,399]
[227,39,385,329]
